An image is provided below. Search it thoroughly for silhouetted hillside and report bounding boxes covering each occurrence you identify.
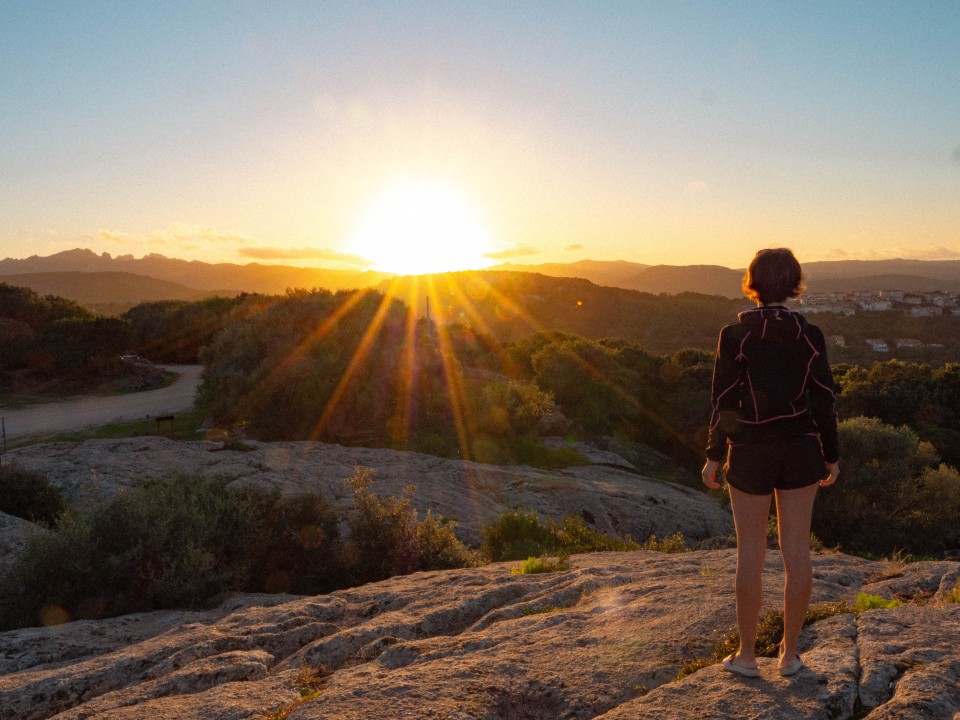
[379,271,747,353]
[488,259,649,288]
[0,249,392,296]
[806,274,960,293]
[0,272,206,306]
[803,258,960,281]
[490,258,960,296]
[620,264,744,297]
[3,251,960,313]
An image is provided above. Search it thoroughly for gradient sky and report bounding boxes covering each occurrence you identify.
[2,1,958,270]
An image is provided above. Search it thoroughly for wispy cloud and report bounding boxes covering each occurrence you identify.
[484,246,540,260]
[900,246,960,261]
[564,243,585,251]
[825,245,960,261]
[93,224,257,252]
[239,246,371,266]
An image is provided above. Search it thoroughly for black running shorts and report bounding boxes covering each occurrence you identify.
[724,435,827,495]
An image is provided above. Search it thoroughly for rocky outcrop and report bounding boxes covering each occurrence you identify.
[4,438,732,546]
[1,550,958,719]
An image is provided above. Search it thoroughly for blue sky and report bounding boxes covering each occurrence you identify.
[2,1,958,270]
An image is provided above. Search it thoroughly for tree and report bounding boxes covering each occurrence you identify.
[812,417,960,555]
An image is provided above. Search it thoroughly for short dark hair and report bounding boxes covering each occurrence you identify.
[742,248,805,304]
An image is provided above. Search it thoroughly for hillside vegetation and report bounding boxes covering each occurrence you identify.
[4,277,960,558]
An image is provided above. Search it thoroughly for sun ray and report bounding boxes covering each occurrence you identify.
[431,273,703,458]
[423,275,474,460]
[246,289,372,410]
[309,281,404,441]
[389,276,423,449]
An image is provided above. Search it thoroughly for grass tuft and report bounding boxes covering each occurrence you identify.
[641,532,687,553]
[512,554,570,575]
[854,592,903,611]
[262,669,325,720]
[677,600,855,680]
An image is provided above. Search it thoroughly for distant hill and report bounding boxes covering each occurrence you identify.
[0,272,207,306]
[803,258,960,281]
[488,259,650,288]
[809,274,960,293]
[0,249,392,295]
[620,265,744,297]
[492,257,960,297]
[2,250,960,311]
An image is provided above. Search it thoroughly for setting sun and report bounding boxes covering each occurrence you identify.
[349,181,496,275]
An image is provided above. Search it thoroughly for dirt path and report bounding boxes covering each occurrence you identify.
[0,365,203,442]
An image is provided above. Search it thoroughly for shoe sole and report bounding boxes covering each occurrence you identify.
[722,655,761,678]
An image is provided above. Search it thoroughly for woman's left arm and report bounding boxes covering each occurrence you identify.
[807,326,840,464]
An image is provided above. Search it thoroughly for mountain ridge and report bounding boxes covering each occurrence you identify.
[3,250,960,306]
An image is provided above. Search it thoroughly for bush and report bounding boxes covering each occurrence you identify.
[345,467,476,585]
[0,475,263,629]
[854,592,903,611]
[0,469,477,631]
[481,511,561,562]
[0,464,66,527]
[813,417,960,556]
[641,532,687,553]
[511,554,569,574]
[246,490,343,595]
[480,510,638,562]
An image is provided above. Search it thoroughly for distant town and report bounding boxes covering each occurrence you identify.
[797,290,960,353]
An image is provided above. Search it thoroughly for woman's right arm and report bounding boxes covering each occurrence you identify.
[705,326,741,462]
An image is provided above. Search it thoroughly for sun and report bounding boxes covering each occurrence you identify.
[349,180,496,275]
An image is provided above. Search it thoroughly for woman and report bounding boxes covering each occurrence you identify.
[701,248,840,678]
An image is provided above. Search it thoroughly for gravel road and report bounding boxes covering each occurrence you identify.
[0,365,203,442]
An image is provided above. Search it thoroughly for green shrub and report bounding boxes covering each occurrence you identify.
[480,510,638,562]
[0,464,66,527]
[345,467,475,585]
[511,554,569,575]
[813,417,960,556]
[246,490,343,595]
[640,532,687,553]
[0,475,264,629]
[414,511,479,571]
[0,469,476,631]
[481,511,557,562]
[854,592,903,611]
[553,515,639,554]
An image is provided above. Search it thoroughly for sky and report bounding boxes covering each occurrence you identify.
[2,1,959,272]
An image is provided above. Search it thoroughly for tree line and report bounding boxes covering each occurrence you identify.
[3,282,959,557]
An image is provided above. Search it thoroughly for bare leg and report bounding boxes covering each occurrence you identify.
[727,486,772,669]
[774,482,819,669]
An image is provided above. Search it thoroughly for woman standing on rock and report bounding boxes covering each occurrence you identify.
[701,248,840,678]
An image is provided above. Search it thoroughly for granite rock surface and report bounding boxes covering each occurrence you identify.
[4,437,732,546]
[1,551,958,719]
